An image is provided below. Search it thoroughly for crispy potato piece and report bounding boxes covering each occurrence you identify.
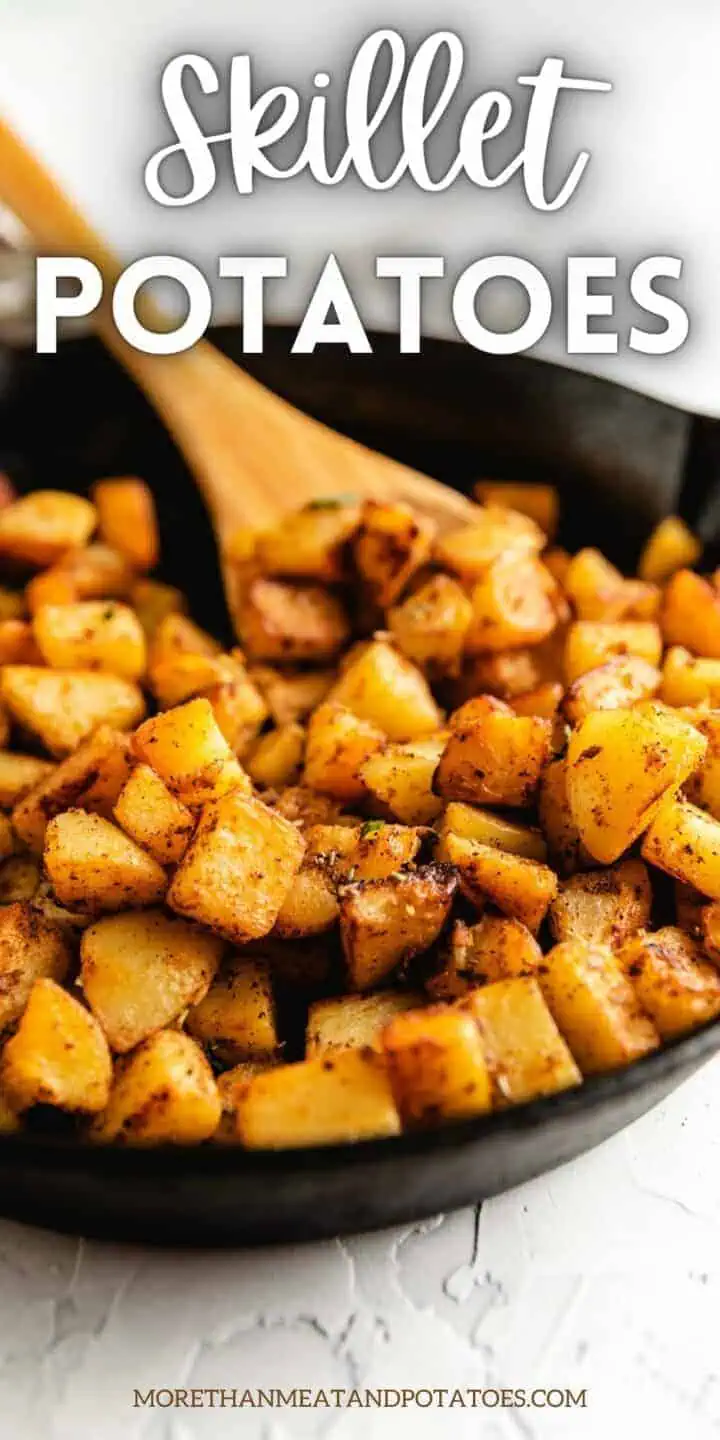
[44,810,167,912]
[214,1059,277,1142]
[133,697,249,804]
[354,499,435,606]
[639,515,702,583]
[563,656,660,726]
[428,916,541,999]
[474,482,558,537]
[0,753,54,810]
[549,859,651,949]
[255,500,359,581]
[466,557,557,653]
[303,823,361,872]
[131,577,186,639]
[328,639,441,741]
[148,650,241,710]
[303,703,385,803]
[205,664,270,758]
[13,726,133,853]
[512,681,564,720]
[249,666,333,727]
[540,941,660,1072]
[662,569,720,657]
[113,764,195,866]
[0,491,96,567]
[0,666,145,756]
[81,909,222,1052]
[306,990,423,1057]
[455,647,552,705]
[272,861,339,937]
[620,926,720,1039]
[463,977,581,1104]
[448,693,512,726]
[351,820,421,880]
[236,1048,400,1148]
[0,902,71,1030]
[1,978,111,1113]
[54,542,134,600]
[92,1031,221,1145]
[148,612,220,669]
[434,711,552,808]
[272,786,349,828]
[30,881,93,933]
[383,1006,492,1124]
[642,797,720,899]
[339,864,457,990]
[360,733,446,824]
[0,814,14,866]
[168,792,305,942]
[434,505,544,579]
[683,712,720,820]
[239,576,350,662]
[0,619,42,665]
[388,573,472,673]
[564,621,662,683]
[92,477,159,571]
[538,756,592,877]
[0,587,24,621]
[246,723,305,789]
[564,548,647,623]
[442,833,558,932]
[566,703,706,864]
[661,646,720,707]
[26,569,77,612]
[186,955,276,1060]
[437,802,547,862]
[0,856,40,903]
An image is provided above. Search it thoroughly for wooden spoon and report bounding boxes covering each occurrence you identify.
[0,116,478,626]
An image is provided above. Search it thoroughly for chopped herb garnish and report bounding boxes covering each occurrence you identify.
[360,819,386,839]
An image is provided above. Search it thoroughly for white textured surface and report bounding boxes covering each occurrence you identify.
[1,1056,719,1440]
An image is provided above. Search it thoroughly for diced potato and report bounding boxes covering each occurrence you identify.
[273,786,349,828]
[44,810,167,912]
[662,569,720,657]
[303,823,361,873]
[549,859,651,948]
[186,956,276,1060]
[246,722,305,789]
[205,663,270,757]
[133,697,250,804]
[148,650,241,710]
[328,639,442,741]
[676,880,707,939]
[81,909,222,1052]
[620,926,720,1038]
[564,621,662,683]
[473,481,558,537]
[436,802,547,862]
[466,557,557,653]
[239,577,350,661]
[685,712,720,820]
[30,881,93,933]
[538,756,592,876]
[563,548,629,621]
[214,1059,277,1141]
[563,656,660,726]
[236,1048,401,1148]
[0,490,96,567]
[638,515,702,583]
[661,647,720,707]
[339,865,457,990]
[54,542,134,600]
[1,978,111,1113]
[0,587,24,621]
[428,916,541,999]
[92,1030,221,1145]
[351,820,421,880]
[566,703,706,863]
[448,693,512,727]
[0,902,71,1030]
[303,703,385,803]
[434,505,544,579]
[383,1006,492,1123]
[0,753,54,810]
[272,861,339,937]
[26,568,77,612]
[642,796,720,899]
[92,477,159,571]
[255,499,359,581]
[113,764,195,866]
[441,833,558,932]
[13,726,134,853]
[131,577,186,639]
[512,681,565,721]
[249,665,333,727]
[168,792,305,942]
[0,855,40,903]
[434,711,552,807]
[455,647,548,704]
[0,619,42,665]
[306,990,423,1057]
[388,573,472,673]
[463,977,581,1104]
[540,942,660,1072]
[148,612,219,668]
[0,666,145,756]
[353,499,435,606]
[0,814,14,866]
[360,734,446,824]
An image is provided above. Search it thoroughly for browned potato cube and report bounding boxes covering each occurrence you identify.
[130,578,186,639]
[639,515,701,583]
[0,855,40,903]
[463,977,581,1104]
[13,726,134,853]
[0,620,43,665]
[512,681,565,720]
[133,697,250,804]
[53,542,134,601]
[44,810,167,912]
[249,665,333,727]
[33,601,147,680]
[0,902,71,1030]
[661,647,720,707]
[0,814,14,866]
[148,611,220,666]
[538,756,592,876]
[620,926,720,1038]
[205,663,270,757]
[564,621,662,683]
[148,650,241,710]
[303,703,385,803]
[562,656,660,727]
[388,573,472,672]
[92,1031,221,1145]
[549,859,651,948]
[240,576,350,662]
[540,942,659,1073]
[360,734,446,824]
[434,711,552,807]
[0,666,145,756]
[255,499,360,581]
[662,569,720,657]
[474,482,558,536]
[0,491,96,567]
[702,900,720,962]
[382,1006,492,1124]
[273,786,349,828]
[306,990,423,1057]
[113,764,195,866]
[81,909,222,1052]
[466,557,557,653]
[1,978,111,1113]
[437,802,547,862]
[236,1049,401,1148]
[427,916,541,999]
[434,505,544,579]
[351,820,421,880]
[0,752,55,811]
[186,956,277,1060]
[328,639,442,741]
[246,722,305,789]
[684,712,720,820]
[168,792,305,942]
[92,477,159,571]
[339,865,457,990]
[214,1059,277,1142]
[564,547,631,621]
[272,862,339,937]
[354,499,435,606]
[641,797,720,899]
[443,833,557,932]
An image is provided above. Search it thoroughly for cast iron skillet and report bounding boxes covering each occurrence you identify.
[0,328,718,1247]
